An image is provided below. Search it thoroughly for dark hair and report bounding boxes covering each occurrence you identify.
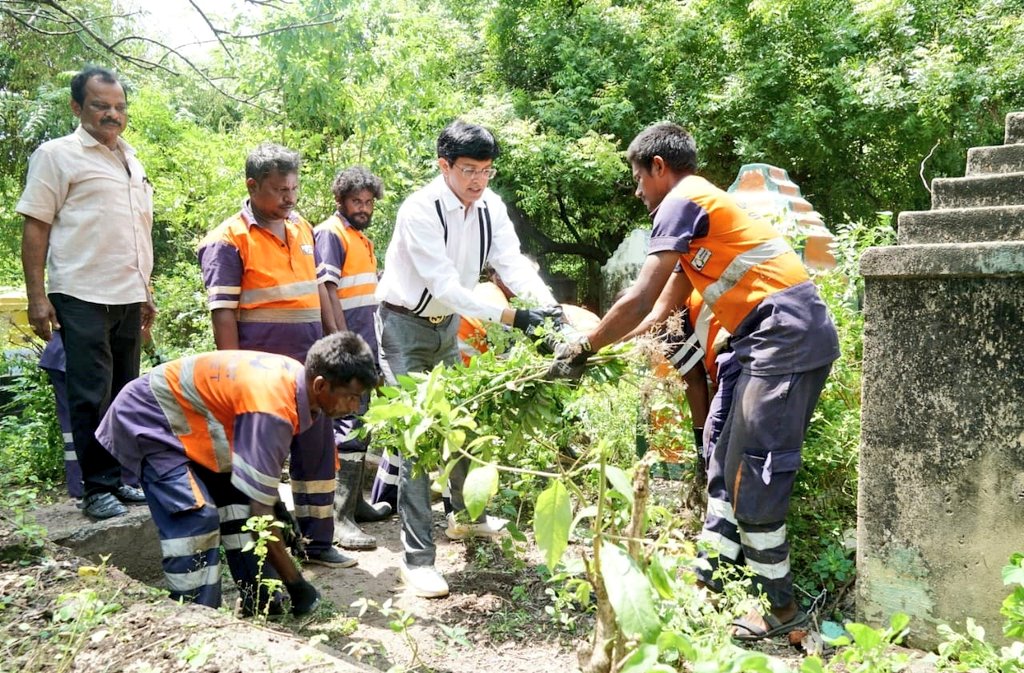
[332,166,384,202]
[70,66,122,106]
[245,142,301,183]
[436,119,500,164]
[305,332,378,389]
[626,122,698,174]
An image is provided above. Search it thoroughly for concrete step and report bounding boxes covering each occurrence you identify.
[1007,112,1024,145]
[967,144,1024,176]
[931,172,1024,210]
[860,240,1024,278]
[33,500,163,583]
[898,205,1024,245]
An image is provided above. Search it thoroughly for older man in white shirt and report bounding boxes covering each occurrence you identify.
[17,66,155,520]
[376,119,561,598]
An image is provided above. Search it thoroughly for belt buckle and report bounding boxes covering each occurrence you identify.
[428,315,445,325]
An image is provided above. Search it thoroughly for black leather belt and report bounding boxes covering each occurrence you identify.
[382,301,449,325]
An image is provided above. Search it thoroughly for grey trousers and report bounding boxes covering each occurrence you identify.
[378,305,469,567]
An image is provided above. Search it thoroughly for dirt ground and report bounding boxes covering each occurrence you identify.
[2,478,927,673]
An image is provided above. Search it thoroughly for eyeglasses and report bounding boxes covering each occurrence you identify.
[454,164,497,180]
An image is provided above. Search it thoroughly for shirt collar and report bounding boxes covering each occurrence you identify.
[239,199,302,230]
[74,124,134,155]
[434,174,485,213]
[334,211,354,229]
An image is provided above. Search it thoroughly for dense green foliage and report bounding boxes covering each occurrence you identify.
[1,1,1022,668]
[3,0,1023,307]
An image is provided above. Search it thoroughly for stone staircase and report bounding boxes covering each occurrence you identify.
[898,112,1024,244]
[857,112,1024,649]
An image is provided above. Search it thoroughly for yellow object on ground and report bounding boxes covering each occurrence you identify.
[0,288,33,348]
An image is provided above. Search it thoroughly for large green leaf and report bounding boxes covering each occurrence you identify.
[605,465,633,506]
[534,481,572,570]
[600,541,660,642]
[462,464,499,520]
[363,402,415,421]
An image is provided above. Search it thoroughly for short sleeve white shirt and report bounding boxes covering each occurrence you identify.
[376,175,555,322]
[16,125,154,304]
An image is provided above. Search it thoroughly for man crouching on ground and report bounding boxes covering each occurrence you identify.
[95,332,378,616]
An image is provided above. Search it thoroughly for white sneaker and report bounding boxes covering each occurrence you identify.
[398,561,449,598]
[444,513,509,541]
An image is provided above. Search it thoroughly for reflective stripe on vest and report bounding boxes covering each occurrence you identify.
[328,219,378,311]
[340,294,378,311]
[240,280,318,305]
[700,236,792,308]
[689,295,723,383]
[218,213,321,325]
[671,176,809,333]
[238,307,322,323]
[149,358,233,472]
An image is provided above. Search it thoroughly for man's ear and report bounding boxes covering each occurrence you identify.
[245,177,257,195]
[437,157,450,174]
[311,375,328,396]
[70,98,82,118]
[651,155,667,176]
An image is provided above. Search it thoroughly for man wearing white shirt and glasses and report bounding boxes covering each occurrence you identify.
[376,119,561,598]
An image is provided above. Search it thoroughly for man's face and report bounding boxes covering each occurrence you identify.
[71,77,127,149]
[338,188,376,231]
[247,171,299,222]
[631,159,672,213]
[313,378,366,418]
[439,157,494,208]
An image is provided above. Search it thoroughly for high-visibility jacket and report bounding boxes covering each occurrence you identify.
[314,214,378,312]
[148,351,304,476]
[199,210,323,362]
[685,291,725,383]
[666,176,809,333]
[457,316,488,365]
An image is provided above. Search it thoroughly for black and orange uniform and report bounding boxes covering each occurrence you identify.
[313,212,380,470]
[198,203,336,555]
[648,175,839,611]
[96,351,315,609]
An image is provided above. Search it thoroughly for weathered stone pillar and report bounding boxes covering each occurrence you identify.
[858,112,1024,649]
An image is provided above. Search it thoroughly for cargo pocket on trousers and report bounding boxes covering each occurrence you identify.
[733,447,801,525]
[142,462,207,514]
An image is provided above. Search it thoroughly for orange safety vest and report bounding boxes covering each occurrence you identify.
[315,214,378,311]
[148,351,302,473]
[202,213,321,325]
[671,176,809,333]
[457,316,488,365]
[685,291,724,384]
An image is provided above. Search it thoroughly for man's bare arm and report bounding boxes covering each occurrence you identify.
[210,308,240,350]
[622,269,693,342]
[21,216,59,340]
[588,251,683,351]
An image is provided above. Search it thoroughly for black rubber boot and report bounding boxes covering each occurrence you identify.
[335,460,376,549]
[354,458,393,522]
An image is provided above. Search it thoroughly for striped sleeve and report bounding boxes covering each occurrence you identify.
[198,240,243,310]
[313,226,345,286]
[649,195,710,255]
[229,411,293,506]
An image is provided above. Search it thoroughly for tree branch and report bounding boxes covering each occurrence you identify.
[225,16,339,39]
[188,0,233,61]
[506,199,608,263]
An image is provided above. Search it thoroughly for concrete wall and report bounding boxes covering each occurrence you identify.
[858,112,1024,648]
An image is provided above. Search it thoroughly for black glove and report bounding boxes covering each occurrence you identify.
[513,305,564,334]
[285,578,320,616]
[273,499,305,558]
[545,339,592,381]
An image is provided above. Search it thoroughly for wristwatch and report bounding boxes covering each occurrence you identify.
[578,336,594,353]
